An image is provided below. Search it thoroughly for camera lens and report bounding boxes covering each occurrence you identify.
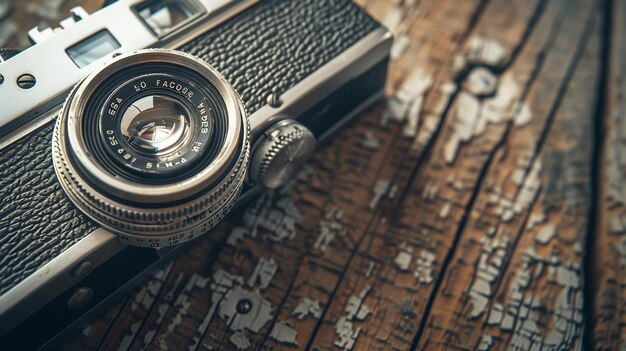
[53,49,249,247]
[120,95,192,156]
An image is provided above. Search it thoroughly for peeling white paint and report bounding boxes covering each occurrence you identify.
[394,248,413,271]
[466,36,506,67]
[463,67,498,96]
[270,321,298,345]
[414,250,436,284]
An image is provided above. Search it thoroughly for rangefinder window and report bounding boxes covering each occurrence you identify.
[135,0,203,37]
[66,30,120,68]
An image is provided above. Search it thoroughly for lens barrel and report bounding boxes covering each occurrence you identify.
[53,49,249,247]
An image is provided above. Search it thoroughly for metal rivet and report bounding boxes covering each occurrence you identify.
[17,73,36,89]
[267,93,283,108]
[236,298,252,314]
[67,287,93,310]
[73,261,93,278]
[0,74,4,85]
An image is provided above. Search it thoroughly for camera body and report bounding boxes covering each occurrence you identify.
[0,0,392,348]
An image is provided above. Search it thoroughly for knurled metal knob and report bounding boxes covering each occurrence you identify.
[250,119,316,188]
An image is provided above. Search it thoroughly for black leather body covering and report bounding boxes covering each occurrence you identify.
[0,0,379,295]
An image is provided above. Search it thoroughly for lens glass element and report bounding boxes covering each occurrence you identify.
[120,95,191,156]
[89,70,226,181]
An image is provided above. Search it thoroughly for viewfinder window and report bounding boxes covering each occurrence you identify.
[66,30,121,68]
[136,0,202,37]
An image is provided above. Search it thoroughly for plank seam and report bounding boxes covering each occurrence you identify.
[583,0,612,348]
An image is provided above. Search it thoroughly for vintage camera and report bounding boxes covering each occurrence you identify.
[0,0,392,348]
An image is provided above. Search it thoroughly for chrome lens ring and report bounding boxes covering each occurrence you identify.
[53,49,249,247]
[64,49,244,203]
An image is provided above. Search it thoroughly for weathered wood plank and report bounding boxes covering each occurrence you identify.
[305,0,598,350]
[417,1,600,349]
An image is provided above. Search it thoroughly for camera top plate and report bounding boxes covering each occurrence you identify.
[0,0,258,141]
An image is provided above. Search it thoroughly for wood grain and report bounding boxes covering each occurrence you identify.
[1,0,621,350]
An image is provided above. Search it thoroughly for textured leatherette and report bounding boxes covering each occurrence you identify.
[0,123,97,295]
[179,0,380,113]
[0,0,380,295]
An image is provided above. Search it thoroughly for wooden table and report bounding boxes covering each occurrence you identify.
[4,0,626,349]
